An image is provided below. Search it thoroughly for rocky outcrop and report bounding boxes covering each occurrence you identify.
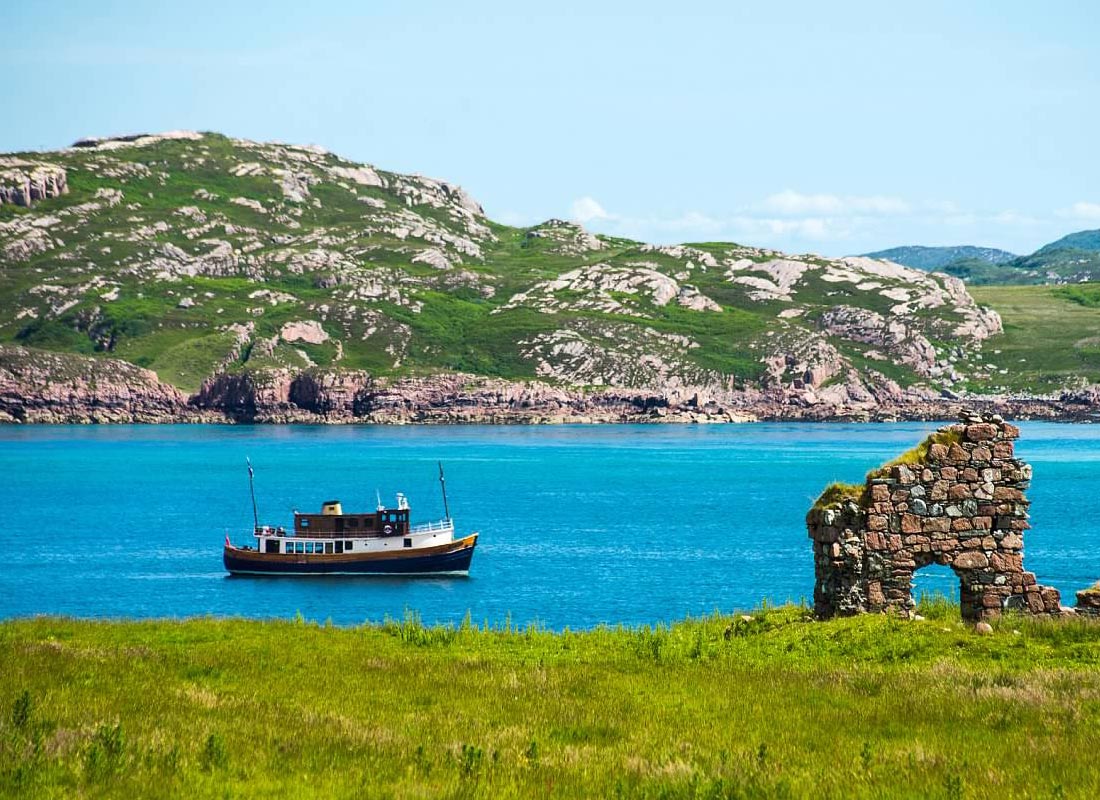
[289,371,373,416]
[1077,584,1100,618]
[807,412,1070,621]
[0,162,68,206]
[8,347,1100,425]
[184,367,754,424]
[0,345,189,423]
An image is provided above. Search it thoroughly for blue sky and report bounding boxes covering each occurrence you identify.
[3,1,1099,256]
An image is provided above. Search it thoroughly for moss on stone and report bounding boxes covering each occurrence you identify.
[868,428,962,478]
[813,481,866,510]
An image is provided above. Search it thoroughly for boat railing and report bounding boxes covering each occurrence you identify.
[409,518,454,535]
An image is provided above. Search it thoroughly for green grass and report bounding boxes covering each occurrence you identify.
[148,332,240,393]
[968,284,1100,391]
[812,481,866,510]
[3,608,1098,798]
[868,429,962,478]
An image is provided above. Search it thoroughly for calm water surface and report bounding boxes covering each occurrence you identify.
[2,423,1098,629]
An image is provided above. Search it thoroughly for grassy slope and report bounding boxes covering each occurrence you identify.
[2,606,1099,799]
[968,284,1100,392]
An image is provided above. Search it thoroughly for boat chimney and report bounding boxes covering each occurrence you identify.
[321,499,343,516]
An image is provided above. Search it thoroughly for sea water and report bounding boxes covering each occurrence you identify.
[1,422,1098,629]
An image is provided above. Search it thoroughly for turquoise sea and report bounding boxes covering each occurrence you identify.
[2,422,1098,629]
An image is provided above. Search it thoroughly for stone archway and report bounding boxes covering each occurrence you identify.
[807,412,1065,621]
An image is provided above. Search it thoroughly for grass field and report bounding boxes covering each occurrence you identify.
[969,284,1100,391]
[2,603,1099,798]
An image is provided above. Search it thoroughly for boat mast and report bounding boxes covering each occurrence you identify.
[438,461,451,521]
[246,457,259,530]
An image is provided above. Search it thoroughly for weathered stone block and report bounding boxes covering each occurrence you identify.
[991,552,1023,572]
[947,443,970,463]
[900,513,922,534]
[923,517,951,534]
[954,550,990,567]
[948,484,972,500]
[971,446,992,463]
[965,423,998,442]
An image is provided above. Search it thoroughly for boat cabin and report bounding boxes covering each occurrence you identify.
[291,499,409,538]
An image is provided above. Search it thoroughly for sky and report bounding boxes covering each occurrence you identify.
[2,0,1099,256]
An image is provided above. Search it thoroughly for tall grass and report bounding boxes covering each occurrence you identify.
[2,606,1099,798]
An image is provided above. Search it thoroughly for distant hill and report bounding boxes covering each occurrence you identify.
[862,245,1016,271]
[866,231,1100,285]
[1035,229,1100,255]
[0,130,1012,419]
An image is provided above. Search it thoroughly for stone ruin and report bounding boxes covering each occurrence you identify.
[807,412,1075,621]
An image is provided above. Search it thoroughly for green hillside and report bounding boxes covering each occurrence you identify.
[969,284,1100,391]
[0,131,1096,401]
[0,132,1006,399]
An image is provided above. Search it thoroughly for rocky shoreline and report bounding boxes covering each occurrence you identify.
[2,345,1099,425]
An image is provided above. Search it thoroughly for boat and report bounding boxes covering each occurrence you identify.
[223,463,478,576]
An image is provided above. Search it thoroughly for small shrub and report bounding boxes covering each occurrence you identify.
[85,723,125,779]
[524,739,539,764]
[459,743,483,778]
[11,690,31,729]
[200,732,228,772]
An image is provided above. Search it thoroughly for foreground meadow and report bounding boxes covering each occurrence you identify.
[2,603,1099,798]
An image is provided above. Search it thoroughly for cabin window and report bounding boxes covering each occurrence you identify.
[345,540,353,550]
[325,543,333,554]
[347,518,358,528]
[265,540,280,554]
[305,543,314,554]
[335,541,343,554]
[403,538,412,548]
[295,542,304,554]
[300,519,310,528]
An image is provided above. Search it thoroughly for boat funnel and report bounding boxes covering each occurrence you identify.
[321,499,343,516]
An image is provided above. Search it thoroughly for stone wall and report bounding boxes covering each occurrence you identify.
[807,412,1067,621]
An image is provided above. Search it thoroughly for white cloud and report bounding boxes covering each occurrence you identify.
[761,190,910,217]
[570,196,610,223]
[558,191,1068,254]
[1057,202,1100,222]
